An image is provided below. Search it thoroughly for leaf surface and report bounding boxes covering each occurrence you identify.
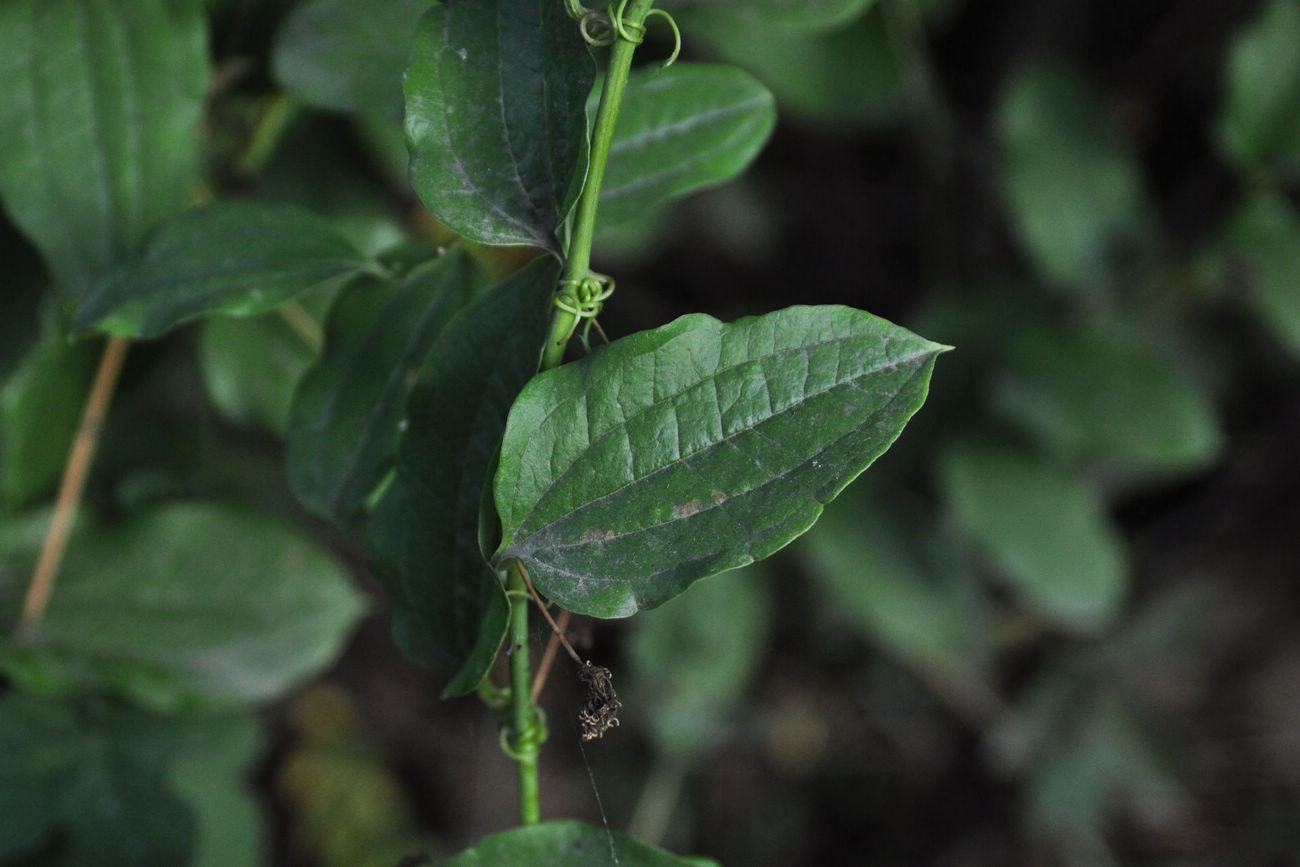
[74,202,373,339]
[403,0,594,252]
[288,252,478,522]
[666,0,876,29]
[444,820,706,866]
[367,257,559,695]
[599,64,775,229]
[0,503,366,710]
[494,306,946,618]
[1217,0,1300,178]
[0,0,207,300]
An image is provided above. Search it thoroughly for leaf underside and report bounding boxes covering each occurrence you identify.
[494,305,947,618]
[443,819,705,866]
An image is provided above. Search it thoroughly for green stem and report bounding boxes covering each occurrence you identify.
[506,561,542,825]
[541,0,657,371]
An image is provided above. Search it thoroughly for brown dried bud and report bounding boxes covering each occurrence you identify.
[577,661,621,741]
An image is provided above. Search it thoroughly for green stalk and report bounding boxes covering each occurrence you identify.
[541,0,657,371]
[506,560,541,825]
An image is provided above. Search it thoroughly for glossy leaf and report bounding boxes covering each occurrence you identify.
[288,252,478,522]
[628,565,772,757]
[0,330,98,509]
[938,441,1128,632]
[1208,190,1300,357]
[494,306,946,618]
[991,328,1223,473]
[996,61,1149,289]
[666,0,876,29]
[273,0,436,118]
[0,0,207,300]
[404,0,594,253]
[599,64,775,229]
[444,820,705,866]
[367,257,559,695]
[0,503,366,710]
[74,202,374,339]
[1217,0,1300,178]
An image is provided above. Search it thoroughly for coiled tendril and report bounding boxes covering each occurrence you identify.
[565,0,681,67]
[555,272,614,348]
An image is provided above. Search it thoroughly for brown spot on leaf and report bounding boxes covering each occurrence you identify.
[711,490,727,503]
[673,500,705,518]
[581,528,614,543]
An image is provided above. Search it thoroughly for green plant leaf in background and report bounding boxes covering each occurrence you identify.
[367,257,560,696]
[494,306,946,618]
[444,819,711,866]
[995,61,1150,290]
[0,693,197,866]
[273,0,437,119]
[990,327,1222,474]
[938,440,1128,632]
[0,330,98,510]
[74,202,375,339]
[665,0,877,30]
[288,251,478,523]
[404,0,595,253]
[0,503,366,711]
[0,0,207,301]
[1216,0,1300,179]
[598,64,776,229]
[168,713,265,867]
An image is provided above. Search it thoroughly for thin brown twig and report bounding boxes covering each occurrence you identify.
[531,608,573,703]
[518,562,582,665]
[17,336,130,636]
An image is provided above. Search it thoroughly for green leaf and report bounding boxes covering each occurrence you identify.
[273,0,436,119]
[1,330,99,509]
[74,202,374,339]
[494,305,946,618]
[444,820,702,866]
[995,61,1149,289]
[367,257,560,695]
[0,693,79,858]
[0,503,367,710]
[938,441,1128,632]
[666,0,876,30]
[403,0,595,253]
[168,714,265,867]
[287,252,478,523]
[0,0,207,300]
[991,327,1223,473]
[1216,0,1300,178]
[598,64,775,229]
[627,565,772,757]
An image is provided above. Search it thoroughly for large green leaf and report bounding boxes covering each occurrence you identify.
[494,306,946,618]
[1216,0,1300,178]
[403,0,594,253]
[991,327,1223,473]
[168,714,265,867]
[0,0,207,301]
[74,202,375,339]
[444,820,709,866]
[0,503,366,710]
[995,61,1150,290]
[367,257,560,695]
[0,693,199,866]
[666,0,876,29]
[938,441,1128,632]
[273,0,436,119]
[288,252,478,523]
[598,64,775,229]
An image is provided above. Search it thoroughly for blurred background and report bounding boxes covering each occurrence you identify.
[3,0,1300,864]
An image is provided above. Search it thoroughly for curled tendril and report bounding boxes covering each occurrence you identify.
[555,272,614,348]
[571,1,682,67]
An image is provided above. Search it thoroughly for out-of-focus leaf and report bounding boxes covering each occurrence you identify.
[367,257,559,696]
[0,0,207,301]
[995,61,1149,289]
[627,565,772,757]
[1216,0,1300,178]
[991,328,1222,473]
[74,202,374,339]
[273,0,436,119]
[0,330,98,509]
[0,693,198,866]
[684,7,903,128]
[598,64,775,229]
[168,714,266,867]
[494,306,946,618]
[443,820,704,866]
[938,441,1128,632]
[403,0,594,253]
[0,502,366,710]
[287,252,478,523]
[665,0,876,30]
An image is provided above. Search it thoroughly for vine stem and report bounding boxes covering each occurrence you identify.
[540,0,657,370]
[506,560,542,825]
[17,336,130,636]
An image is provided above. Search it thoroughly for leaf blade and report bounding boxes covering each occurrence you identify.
[494,305,946,618]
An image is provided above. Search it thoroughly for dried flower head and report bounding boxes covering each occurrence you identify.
[578,661,621,741]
